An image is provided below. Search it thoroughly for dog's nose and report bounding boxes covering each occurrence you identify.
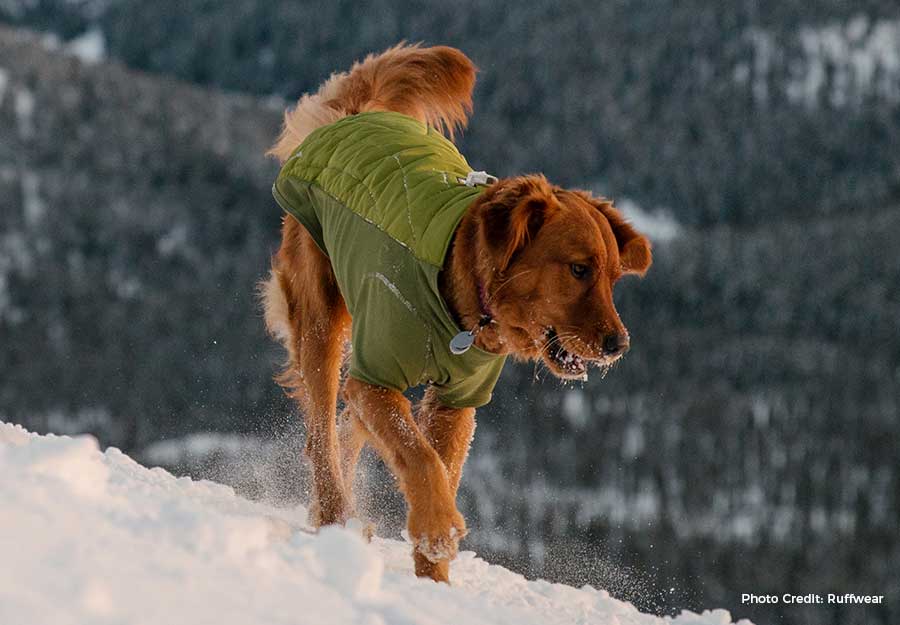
[602,333,630,356]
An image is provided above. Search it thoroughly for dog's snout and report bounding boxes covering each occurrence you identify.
[602,333,630,357]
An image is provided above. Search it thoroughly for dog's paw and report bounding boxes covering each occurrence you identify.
[413,525,466,563]
[307,493,353,529]
[414,550,451,582]
[408,505,467,566]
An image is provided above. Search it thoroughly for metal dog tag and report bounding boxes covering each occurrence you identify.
[449,330,475,354]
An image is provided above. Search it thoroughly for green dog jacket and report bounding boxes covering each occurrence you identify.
[272,111,507,408]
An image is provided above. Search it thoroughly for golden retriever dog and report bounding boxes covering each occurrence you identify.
[262,44,651,582]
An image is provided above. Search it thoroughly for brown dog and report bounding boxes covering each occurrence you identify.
[262,44,651,582]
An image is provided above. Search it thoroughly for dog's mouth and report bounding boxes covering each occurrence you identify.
[541,327,588,380]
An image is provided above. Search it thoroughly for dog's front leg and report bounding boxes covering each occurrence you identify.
[412,387,476,580]
[344,378,465,582]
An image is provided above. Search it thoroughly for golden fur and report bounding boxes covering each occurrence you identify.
[262,44,651,583]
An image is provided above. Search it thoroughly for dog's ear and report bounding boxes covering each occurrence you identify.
[478,176,557,272]
[580,192,652,276]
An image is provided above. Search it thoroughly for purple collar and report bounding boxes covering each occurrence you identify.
[476,280,494,329]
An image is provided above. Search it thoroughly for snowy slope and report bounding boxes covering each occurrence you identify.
[0,422,754,625]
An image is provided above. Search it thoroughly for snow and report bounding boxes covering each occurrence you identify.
[65,27,106,65]
[562,389,590,429]
[741,16,900,108]
[13,84,35,139]
[617,199,682,243]
[141,431,271,466]
[744,28,777,104]
[788,16,900,107]
[0,421,754,625]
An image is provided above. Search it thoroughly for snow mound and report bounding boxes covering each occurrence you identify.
[617,199,682,244]
[0,422,754,625]
[65,28,107,65]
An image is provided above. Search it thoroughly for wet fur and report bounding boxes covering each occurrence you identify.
[262,44,651,583]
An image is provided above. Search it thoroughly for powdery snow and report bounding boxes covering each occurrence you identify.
[0,422,754,625]
[65,28,106,65]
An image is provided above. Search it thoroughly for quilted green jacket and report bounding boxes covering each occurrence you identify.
[272,111,506,408]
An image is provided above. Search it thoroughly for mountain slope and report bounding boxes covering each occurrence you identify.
[0,421,753,625]
[0,25,283,446]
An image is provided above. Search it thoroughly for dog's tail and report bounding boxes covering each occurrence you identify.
[267,43,477,163]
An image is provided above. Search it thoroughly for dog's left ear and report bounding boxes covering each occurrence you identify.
[478,176,558,272]
[582,193,652,277]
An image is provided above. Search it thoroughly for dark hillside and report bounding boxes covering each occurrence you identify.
[0,26,283,447]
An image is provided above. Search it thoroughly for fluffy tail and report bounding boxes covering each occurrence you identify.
[267,43,477,163]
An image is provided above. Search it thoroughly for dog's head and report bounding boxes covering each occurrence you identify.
[475,176,651,379]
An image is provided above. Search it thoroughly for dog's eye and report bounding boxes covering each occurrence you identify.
[570,263,589,279]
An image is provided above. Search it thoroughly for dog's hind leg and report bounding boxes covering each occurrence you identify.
[267,219,352,527]
[337,405,368,504]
